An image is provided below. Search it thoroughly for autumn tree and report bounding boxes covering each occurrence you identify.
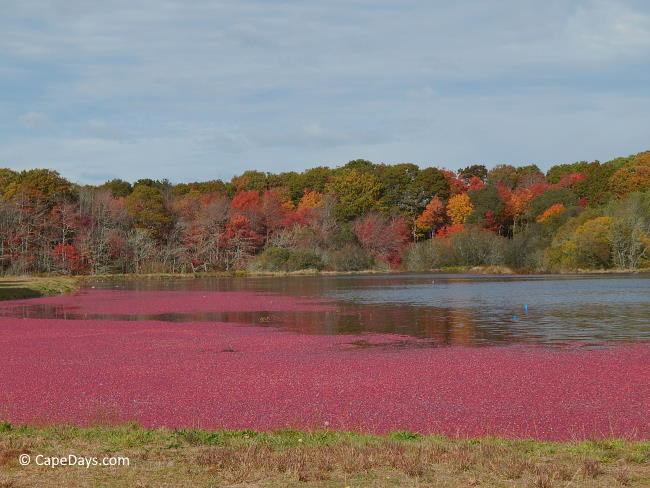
[606,192,650,269]
[526,188,578,221]
[125,185,172,237]
[298,166,331,194]
[504,188,533,234]
[377,163,420,212]
[415,196,446,237]
[260,189,290,241]
[127,228,156,273]
[76,189,128,274]
[14,169,74,200]
[415,167,450,201]
[441,170,468,196]
[0,169,18,196]
[608,152,650,196]
[231,170,270,192]
[353,213,410,267]
[563,163,612,204]
[546,161,599,184]
[182,179,228,195]
[51,244,83,274]
[515,165,544,188]
[100,179,132,198]
[447,193,473,225]
[573,217,613,268]
[537,203,565,223]
[458,164,488,182]
[546,215,613,269]
[1,151,648,275]
[297,190,323,211]
[487,164,518,188]
[325,169,382,221]
[341,159,377,174]
[467,185,504,232]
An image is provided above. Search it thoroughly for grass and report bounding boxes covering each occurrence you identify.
[0,276,79,301]
[0,423,648,487]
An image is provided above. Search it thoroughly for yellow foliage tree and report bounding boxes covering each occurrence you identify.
[446,193,473,225]
[573,216,613,268]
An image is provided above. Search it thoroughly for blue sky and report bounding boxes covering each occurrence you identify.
[1,0,649,184]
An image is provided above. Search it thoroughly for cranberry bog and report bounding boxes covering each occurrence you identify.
[0,287,649,441]
[1,279,650,487]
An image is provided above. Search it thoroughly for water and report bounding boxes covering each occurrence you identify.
[3,273,650,347]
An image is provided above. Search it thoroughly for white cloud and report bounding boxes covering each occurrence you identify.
[0,1,649,182]
[568,0,650,56]
[83,120,132,141]
[18,112,50,129]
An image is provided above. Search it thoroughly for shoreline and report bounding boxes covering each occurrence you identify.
[4,266,648,281]
[0,267,646,301]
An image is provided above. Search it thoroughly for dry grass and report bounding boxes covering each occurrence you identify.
[0,423,649,487]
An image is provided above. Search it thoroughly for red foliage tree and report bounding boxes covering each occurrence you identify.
[441,170,468,196]
[557,172,586,188]
[353,213,410,267]
[436,223,465,237]
[467,176,485,191]
[51,244,83,273]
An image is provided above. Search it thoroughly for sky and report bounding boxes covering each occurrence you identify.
[1,0,649,184]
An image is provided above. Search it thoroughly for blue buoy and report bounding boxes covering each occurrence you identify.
[523,304,528,312]
[513,314,518,321]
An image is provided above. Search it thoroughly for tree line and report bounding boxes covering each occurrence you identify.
[0,150,648,275]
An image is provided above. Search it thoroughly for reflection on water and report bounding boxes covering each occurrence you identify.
[2,273,650,347]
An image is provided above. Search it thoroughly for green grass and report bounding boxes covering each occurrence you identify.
[0,276,78,301]
[0,423,648,487]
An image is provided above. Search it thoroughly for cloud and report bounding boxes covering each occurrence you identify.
[18,112,50,129]
[0,1,649,183]
[82,120,132,141]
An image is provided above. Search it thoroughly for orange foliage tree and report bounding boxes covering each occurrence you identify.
[297,190,323,211]
[537,203,565,223]
[415,196,446,237]
[609,154,650,196]
[506,188,534,233]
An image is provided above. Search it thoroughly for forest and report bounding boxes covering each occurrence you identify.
[0,150,649,275]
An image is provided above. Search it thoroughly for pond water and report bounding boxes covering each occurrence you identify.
[3,273,649,347]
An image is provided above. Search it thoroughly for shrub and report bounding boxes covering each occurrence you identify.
[403,228,505,270]
[503,229,546,270]
[253,246,324,272]
[325,244,375,271]
[450,227,505,266]
[402,239,454,270]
